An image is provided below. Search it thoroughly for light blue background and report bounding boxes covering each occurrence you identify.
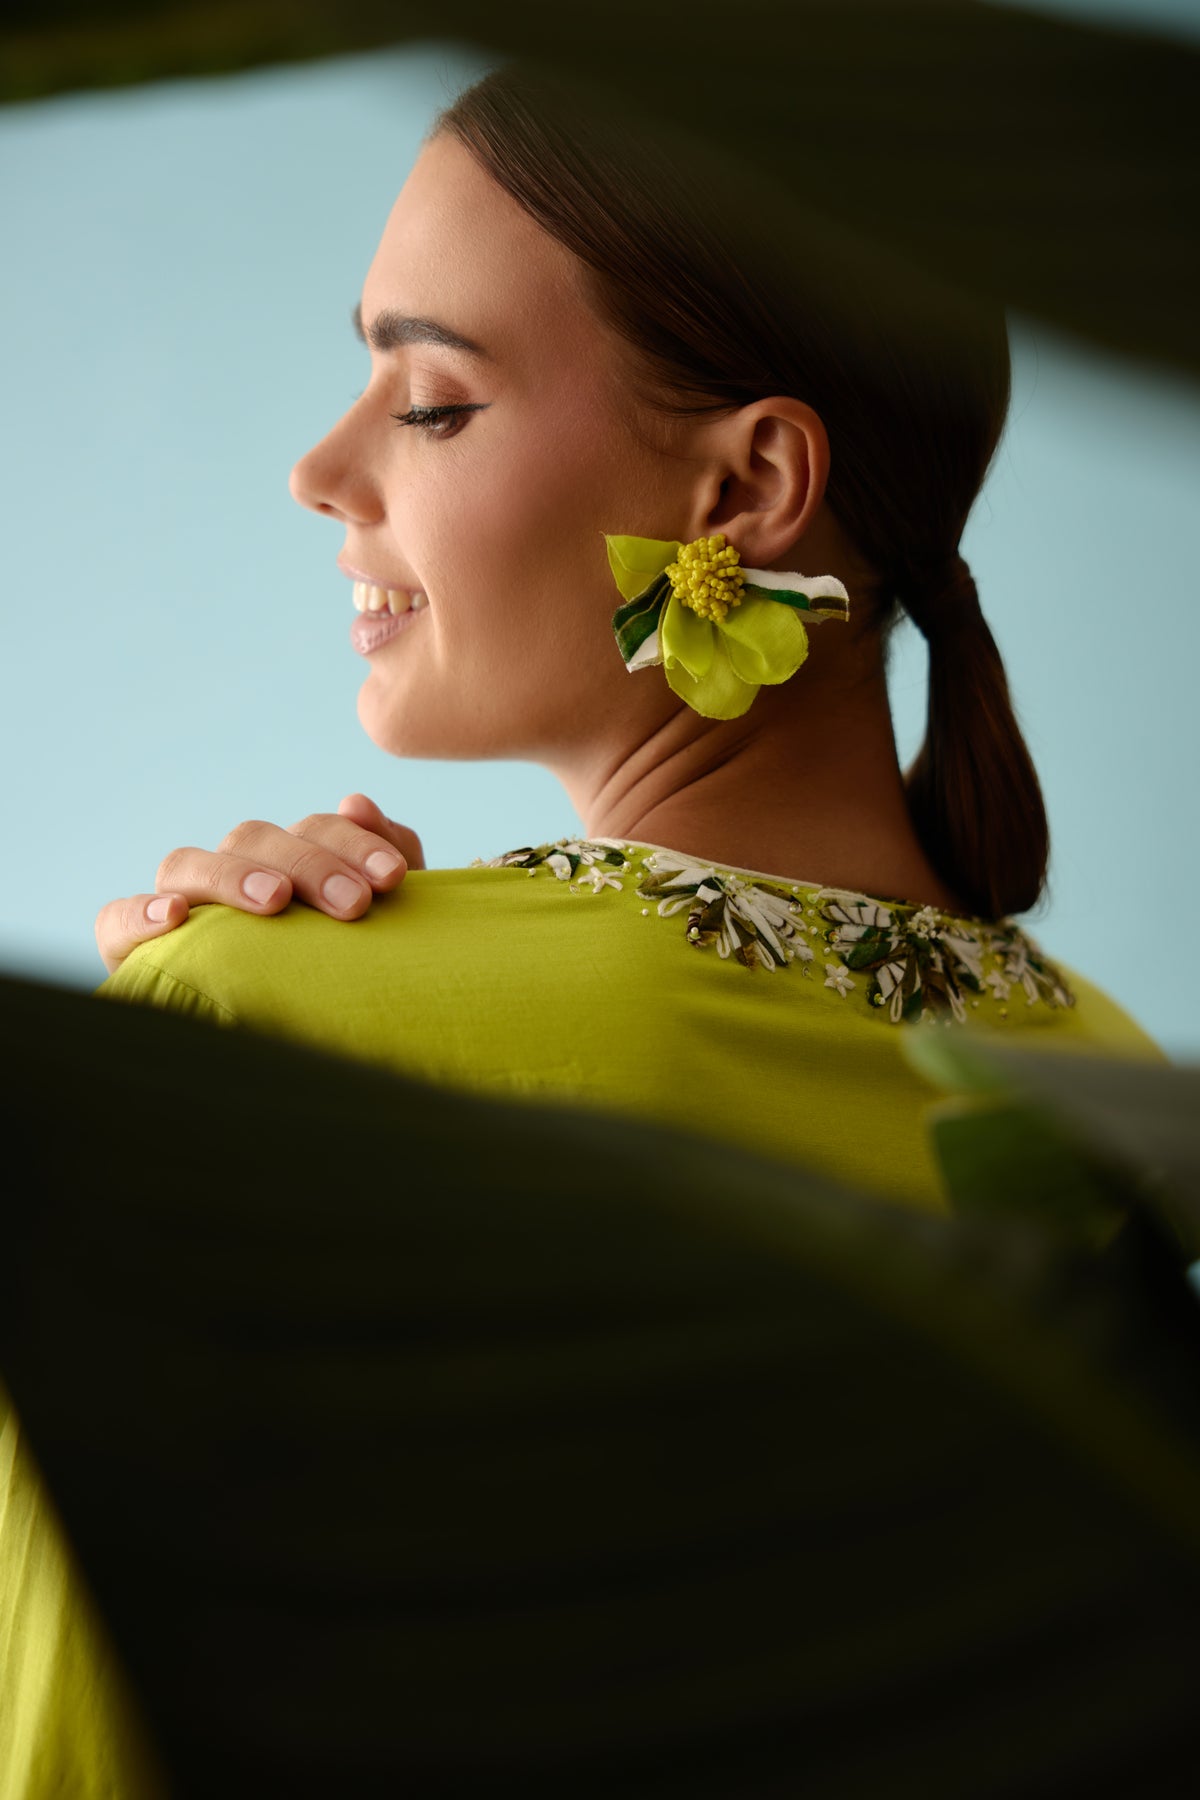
[2,6,1198,1053]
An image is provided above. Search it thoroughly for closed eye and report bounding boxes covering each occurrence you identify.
[390,403,489,439]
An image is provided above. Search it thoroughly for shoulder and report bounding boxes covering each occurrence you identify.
[95,855,644,1027]
[1040,963,1167,1061]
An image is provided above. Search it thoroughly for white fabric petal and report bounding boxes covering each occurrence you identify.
[742,568,850,604]
[626,627,663,672]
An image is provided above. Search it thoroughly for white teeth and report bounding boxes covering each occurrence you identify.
[353,581,425,616]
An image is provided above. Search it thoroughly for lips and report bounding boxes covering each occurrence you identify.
[350,604,427,656]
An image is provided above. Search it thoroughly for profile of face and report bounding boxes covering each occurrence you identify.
[289,131,712,770]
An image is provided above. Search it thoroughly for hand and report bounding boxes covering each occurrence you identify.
[95,793,425,975]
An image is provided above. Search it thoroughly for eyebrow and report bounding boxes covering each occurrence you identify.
[351,301,492,361]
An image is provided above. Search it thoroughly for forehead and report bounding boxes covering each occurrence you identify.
[361,132,603,374]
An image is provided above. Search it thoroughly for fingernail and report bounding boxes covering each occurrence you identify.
[243,871,285,905]
[322,873,364,911]
[146,895,174,923]
[364,850,402,880]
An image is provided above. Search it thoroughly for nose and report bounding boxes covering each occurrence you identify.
[289,404,383,525]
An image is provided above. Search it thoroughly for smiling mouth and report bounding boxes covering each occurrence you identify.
[353,581,427,616]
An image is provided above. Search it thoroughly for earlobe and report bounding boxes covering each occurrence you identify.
[701,398,830,566]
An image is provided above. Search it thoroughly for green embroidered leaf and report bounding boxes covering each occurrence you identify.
[901,985,925,1024]
[843,936,889,970]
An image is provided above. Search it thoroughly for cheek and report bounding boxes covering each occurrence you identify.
[367,399,671,755]
[422,419,626,656]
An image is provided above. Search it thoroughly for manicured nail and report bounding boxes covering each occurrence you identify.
[146,895,175,923]
[322,873,364,911]
[242,871,285,905]
[364,850,402,880]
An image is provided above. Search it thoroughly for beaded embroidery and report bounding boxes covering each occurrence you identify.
[478,839,1074,1027]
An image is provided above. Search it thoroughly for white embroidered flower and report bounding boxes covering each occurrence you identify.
[909,905,941,940]
[1002,943,1044,1005]
[986,970,1013,1002]
[641,851,721,887]
[824,962,856,997]
[821,896,895,933]
[820,895,896,957]
[872,957,914,1021]
[729,884,795,964]
[583,864,624,893]
[940,927,985,986]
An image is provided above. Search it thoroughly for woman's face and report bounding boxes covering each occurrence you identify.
[290,130,695,764]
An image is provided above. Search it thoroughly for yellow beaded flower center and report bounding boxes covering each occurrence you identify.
[665,533,746,624]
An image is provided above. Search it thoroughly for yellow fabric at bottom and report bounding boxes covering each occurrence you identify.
[0,1388,167,1800]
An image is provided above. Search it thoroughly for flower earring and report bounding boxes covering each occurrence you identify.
[606,533,850,720]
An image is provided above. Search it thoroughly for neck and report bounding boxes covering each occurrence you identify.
[551,637,965,913]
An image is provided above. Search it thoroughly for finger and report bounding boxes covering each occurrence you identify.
[337,793,427,870]
[212,821,384,917]
[154,842,300,916]
[278,812,409,896]
[95,892,190,976]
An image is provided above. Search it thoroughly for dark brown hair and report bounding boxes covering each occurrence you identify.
[436,67,1049,919]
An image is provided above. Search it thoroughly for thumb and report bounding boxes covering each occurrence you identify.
[337,793,426,870]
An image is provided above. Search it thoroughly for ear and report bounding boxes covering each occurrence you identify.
[687,398,830,567]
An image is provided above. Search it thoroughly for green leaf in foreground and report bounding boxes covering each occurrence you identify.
[904,1031,1200,1263]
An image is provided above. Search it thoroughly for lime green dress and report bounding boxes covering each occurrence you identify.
[1,837,1164,1797]
[104,834,1160,1212]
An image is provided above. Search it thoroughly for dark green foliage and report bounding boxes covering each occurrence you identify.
[2,973,1200,1794]
[3,2,1197,386]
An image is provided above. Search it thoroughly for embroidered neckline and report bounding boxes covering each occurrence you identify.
[609,836,892,900]
[477,837,1075,1028]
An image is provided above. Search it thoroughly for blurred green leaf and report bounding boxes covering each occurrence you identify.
[2,1,1198,385]
[906,1030,1200,1259]
[4,972,1200,1794]
[930,1096,1133,1247]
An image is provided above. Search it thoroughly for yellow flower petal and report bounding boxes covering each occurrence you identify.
[660,592,715,678]
[718,595,810,686]
[665,632,758,719]
[604,535,683,603]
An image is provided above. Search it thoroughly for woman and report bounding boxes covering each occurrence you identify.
[91,69,1156,1206]
[4,66,1163,1797]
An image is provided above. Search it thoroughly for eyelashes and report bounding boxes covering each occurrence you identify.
[389,402,489,440]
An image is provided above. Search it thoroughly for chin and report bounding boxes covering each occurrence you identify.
[355,676,488,761]
[356,682,428,758]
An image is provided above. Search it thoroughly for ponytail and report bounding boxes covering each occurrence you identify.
[899,556,1049,919]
